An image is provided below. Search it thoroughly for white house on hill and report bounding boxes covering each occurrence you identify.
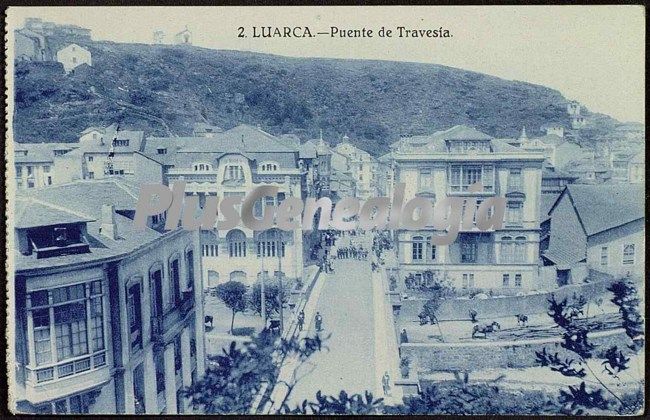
[56,43,91,73]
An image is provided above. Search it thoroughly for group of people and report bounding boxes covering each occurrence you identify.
[335,245,369,260]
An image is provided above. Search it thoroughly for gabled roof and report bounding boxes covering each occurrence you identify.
[299,141,318,159]
[550,184,645,236]
[14,142,79,163]
[442,125,493,141]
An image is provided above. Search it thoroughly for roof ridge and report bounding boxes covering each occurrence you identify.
[28,196,96,222]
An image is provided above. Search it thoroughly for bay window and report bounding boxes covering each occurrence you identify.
[28,281,106,382]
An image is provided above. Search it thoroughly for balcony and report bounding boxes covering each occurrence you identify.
[151,293,195,344]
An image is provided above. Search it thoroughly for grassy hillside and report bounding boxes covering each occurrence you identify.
[13,40,618,154]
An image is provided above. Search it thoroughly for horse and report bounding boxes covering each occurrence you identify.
[204,315,214,328]
[515,313,529,326]
[472,321,501,338]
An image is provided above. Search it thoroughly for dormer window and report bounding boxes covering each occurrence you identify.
[193,163,212,171]
[225,165,244,180]
[27,223,90,258]
[157,148,167,155]
[260,162,279,172]
[113,139,129,147]
[447,140,491,154]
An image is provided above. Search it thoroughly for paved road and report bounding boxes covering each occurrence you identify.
[286,256,378,406]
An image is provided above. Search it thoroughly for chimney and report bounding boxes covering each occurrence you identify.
[100,204,119,240]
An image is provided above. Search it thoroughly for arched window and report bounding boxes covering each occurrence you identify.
[257,229,286,258]
[412,236,424,261]
[227,230,247,257]
[514,236,527,263]
[230,271,246,282]
[500,236,513,263]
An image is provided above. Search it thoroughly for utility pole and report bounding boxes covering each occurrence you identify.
[277,229,284,335]
[261,245,266,329]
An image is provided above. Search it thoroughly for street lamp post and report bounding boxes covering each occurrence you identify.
[277,229,284,335]
[261,248,266,329]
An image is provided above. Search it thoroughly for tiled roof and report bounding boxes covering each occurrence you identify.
[14,179,169,272]
[299,141,318,159]
[15,197,95,228]
[193,122,224,134]
[441,125,493,141]
[565,184,644,236]
[530,134,566,146]
[14,143,79,163]
[542,247,586,269]
[540,193,560,222]
[542,164,578,180]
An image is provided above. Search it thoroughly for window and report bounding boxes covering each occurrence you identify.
[461,242,478,263]
[508,169,522,191]
[515,274,522,287]
[506,202,523,225]
[174,336,182,378]
[502,274,510,287]
[622,244,635,265]
[227,230,247,257]
[514,236,527,263]
[419,169,432,191]
[257,229,286,258]
[500,236,513,263]
[169,258,181,305]
[47,176,52,185]
[27,166,34,176]
[88,172,94,180]
[186,250,195,290]
[224,165,244,181]
[33,309,51,365]
[157,148,167,155]
[88,156,93,162]
[27,179,35,188]
[16,166,22,177]
[43,165,50,173]
[90,296,104,351]
[127,283,142,352]
[600,247,608,266]
[449,164,494,192]
[448,140,491,153]
[430,244,436,261]
[133,364,146,414]
[54,302,88,361]
[412,236,424,261]
[462,273,475,289]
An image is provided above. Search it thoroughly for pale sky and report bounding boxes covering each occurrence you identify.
[7,6,646,123]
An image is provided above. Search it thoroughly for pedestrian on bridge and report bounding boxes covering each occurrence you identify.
[315,312,323,332]
[297,310,305,331]
[382,371,392,396]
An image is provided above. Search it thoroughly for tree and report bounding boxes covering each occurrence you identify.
[248,280,287,319]
[215,281,247,333]
[183,329,325,414]
[535,279,643,415]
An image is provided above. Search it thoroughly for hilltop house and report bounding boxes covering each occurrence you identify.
[12,179,205,414]
[543,184,644,285]
[387,125,546,293]
[56,44,91,73]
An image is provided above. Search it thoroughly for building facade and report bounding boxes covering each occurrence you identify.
[14,143,78,190]
[331,138,378,200]
[11,180,206,414]
[136,124,306,288]
[388,125,545,293]
[543,184,644,285]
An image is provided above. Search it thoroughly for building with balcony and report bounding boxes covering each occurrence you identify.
[387,125,545,292]
[11,179,205,414]
[134,124,305,288]
[14,143,78,190]
[543,184,644,285]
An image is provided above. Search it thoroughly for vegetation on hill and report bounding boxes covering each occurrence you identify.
[14,40,619,154]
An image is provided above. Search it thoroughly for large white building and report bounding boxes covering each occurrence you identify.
[11,179,205,414]
[135,124,305,288]
[387,125,546,292]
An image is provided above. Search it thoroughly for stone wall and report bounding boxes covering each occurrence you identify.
[397,276,620,322]
[400,328,631,372]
